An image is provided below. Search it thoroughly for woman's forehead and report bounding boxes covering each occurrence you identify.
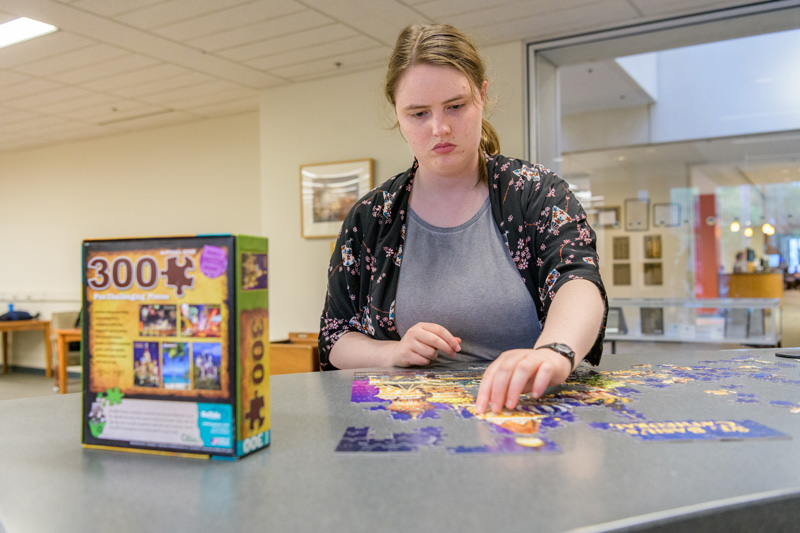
[395,63,475,103]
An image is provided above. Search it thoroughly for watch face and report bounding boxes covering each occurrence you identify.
[551,343,574,357]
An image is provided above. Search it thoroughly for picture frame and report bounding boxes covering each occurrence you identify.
[606,307,628,335]
[300,159,373,239]
[613,236,630,260]
[643,262,663,285]
[640,307,664,335]
[653,202,681,227]
[624,199,649,231]
[613,263,631,285]
[597,206,621,228]
[644,235,662,259]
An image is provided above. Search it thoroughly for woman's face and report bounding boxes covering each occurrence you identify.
[394,63,486,180]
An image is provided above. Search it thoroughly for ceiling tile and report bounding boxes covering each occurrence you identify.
[137,79,251,106]
[68,0,165,18]
[248,35,381,71]
[186,94,260,117]
[2,79,64,101]
[0,71,29,87]
[13,43,128,77]
[186,9,332,52]
[402,0,520,19]
[4,86,98,110]
[464,1,640,42]
[48,53,159,84]
[153,0,302,41]
[218,23,358,62]
[0,107,39,126]
[110,71,215,98]
[115,0,252,30]
[65,101,167,124]
[271,46,388,81]
[0,32,95,69]
[630,0,769,17]
[82,63,190,92]
[106,109,199,131]
[35,91,122,115]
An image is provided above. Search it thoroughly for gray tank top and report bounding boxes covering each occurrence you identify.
[396,197,541,363]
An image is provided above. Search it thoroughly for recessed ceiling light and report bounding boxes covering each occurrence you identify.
[0,17,57,50]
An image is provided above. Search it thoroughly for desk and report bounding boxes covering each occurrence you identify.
[0,319,52,377]
[1,347,799,532]
[54,328,81,394]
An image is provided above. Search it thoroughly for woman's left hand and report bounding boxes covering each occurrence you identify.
[474,348,572,414]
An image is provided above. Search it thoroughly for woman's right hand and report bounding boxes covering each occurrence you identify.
[390,322,461,367]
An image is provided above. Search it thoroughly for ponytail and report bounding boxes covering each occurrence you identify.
[478,118,500,184]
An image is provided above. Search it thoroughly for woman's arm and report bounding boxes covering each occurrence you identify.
[475,278,604,413]
[329,323,462,369]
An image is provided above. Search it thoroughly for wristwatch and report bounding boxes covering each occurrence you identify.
[536,342,576,370]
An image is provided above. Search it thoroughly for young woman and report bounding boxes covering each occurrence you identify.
[319,24,607,414]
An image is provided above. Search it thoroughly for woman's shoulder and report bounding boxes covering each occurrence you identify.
[343,162,415,228]
[487,154,560,185]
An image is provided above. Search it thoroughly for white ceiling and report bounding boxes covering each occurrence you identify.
[0,0,773,153]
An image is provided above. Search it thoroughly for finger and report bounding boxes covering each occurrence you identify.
[488,352,528,413]
[504,356,540,410]
[475,363,498,414]
[410,338,438,361]
[531,362,556,398]
[414,330,458,358]
[419,323,461,354]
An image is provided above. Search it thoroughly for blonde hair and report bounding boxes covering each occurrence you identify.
[385,24,500,183]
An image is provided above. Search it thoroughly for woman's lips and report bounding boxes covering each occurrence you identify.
[433,143,455,154]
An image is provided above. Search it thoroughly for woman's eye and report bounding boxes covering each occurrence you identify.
[449,104,463,111]
[411,111,427,118]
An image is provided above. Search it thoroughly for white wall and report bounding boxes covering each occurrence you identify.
[0,112,260,369]
[259,40,526,341]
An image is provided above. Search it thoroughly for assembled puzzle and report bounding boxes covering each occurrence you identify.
[81,235,270,460]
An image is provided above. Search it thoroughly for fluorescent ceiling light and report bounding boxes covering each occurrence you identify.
[0,17,57,49]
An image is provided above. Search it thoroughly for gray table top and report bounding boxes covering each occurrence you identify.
[2,347,800,533]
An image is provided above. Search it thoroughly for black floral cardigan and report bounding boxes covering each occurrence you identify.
[319,154,607,370]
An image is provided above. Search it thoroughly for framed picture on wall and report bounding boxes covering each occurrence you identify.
[300,159,373,239]
[640,307,664,335]
[644,235,662,259]
[613,236,630,260]
[653,203,681,227]
[624,199,649,231]
[643,262,663,285]
[613,263,631,285]
[597,206,621,228]
[606,307,628,334]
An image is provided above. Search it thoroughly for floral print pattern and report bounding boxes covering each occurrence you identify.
[319,155,607,370]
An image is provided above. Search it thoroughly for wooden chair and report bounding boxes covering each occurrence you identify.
[50,311,81,391]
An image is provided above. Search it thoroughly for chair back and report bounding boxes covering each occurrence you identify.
[51,311,80,332]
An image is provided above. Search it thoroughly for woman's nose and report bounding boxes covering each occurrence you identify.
[431,113,450,136]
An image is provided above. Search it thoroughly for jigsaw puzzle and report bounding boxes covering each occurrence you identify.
[335,354,798,454]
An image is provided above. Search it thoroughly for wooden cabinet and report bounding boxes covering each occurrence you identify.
[270,332,320,375]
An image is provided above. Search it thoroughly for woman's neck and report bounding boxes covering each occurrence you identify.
[409,168,489,228]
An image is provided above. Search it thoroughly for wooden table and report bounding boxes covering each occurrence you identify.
[54,328,81,394]
[0,320,52,377]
